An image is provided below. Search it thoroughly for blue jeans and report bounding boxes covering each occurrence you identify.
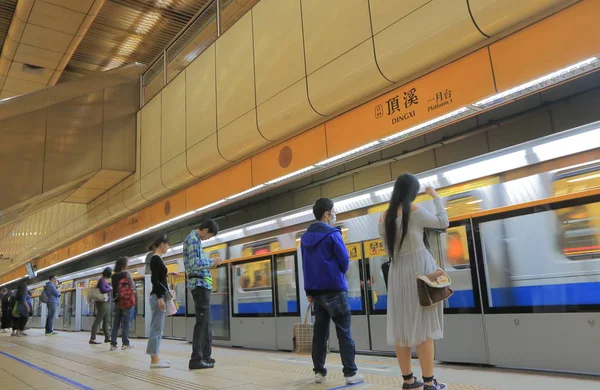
[146,294,166,356]
[312,291,357,377]
[111,307,132,346]
[45,303,58,334]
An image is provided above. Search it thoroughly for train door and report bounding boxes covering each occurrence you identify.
[80,279,94,331]
[274,252,301,350]
[327,242,370,351]
[230,256,278,349]
[163,272,187,339]
[362,239,393,352]
[133,276,145,338]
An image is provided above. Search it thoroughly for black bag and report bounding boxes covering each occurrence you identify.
[382,260,391,289]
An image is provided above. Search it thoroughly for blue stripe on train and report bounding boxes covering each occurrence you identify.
[218,281,600,316]
[491,281,600,307]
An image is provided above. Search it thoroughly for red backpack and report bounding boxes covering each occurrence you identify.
[117,277,135,309]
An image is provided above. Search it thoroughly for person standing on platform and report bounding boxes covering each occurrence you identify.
[146,234,171,369]
[301,198,364,385]
[11,282,31,337]
[184,219,221,370]
[45,275,61,336]
[110,257,135,351]
[0,287,11,333]
[89,267,113,344]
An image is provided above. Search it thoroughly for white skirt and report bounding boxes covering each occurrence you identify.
[386,248,443,347]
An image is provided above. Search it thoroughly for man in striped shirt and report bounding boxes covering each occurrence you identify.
[183,219,221,370]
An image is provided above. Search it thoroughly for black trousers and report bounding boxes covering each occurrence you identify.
[190,287,212,362]
[13,316,28,331]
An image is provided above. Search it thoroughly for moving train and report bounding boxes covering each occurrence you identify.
[23,122,600,375]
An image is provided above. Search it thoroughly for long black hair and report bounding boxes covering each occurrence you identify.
[15,281,27,301]
[384,173,420,255]
[114,257,129,273]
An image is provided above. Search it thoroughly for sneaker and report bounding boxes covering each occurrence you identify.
[89,340,102,345]
[205,357,215,364]
[403,376,425,390]
[46,331,58,336]
[122,344,134,351]
[104,339,111,343]
[314,373,326,384]
[345,373,364,385]
[424,380,447,390]
[150,360,171,369]
[110,345,118,351]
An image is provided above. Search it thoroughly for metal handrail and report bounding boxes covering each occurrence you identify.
[140,0,222,107]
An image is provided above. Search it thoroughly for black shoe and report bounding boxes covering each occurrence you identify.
[205,357,216,364]
[104,339,111,343]
[189,360,214,370]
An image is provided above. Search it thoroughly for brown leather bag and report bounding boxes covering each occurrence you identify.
[416,269,453,307]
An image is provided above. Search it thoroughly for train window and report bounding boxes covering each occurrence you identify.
[479,202,600,308]
[443,226,470,269]
[232,259,274,316]
[242,239,280,257]
[210,265,230,340]
[275,254,299,315]
[555,203,600,260]
[368,177,496,215]
[553,165,600,196]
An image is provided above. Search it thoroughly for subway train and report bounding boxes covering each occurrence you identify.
[24,122,600,375]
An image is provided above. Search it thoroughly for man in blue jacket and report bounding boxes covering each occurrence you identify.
[300,198,363,385]
[45,275,61,336]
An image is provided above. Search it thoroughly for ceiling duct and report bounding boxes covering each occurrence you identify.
[0,0,106,99]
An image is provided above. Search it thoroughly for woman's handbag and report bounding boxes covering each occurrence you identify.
[159,282,177,316]
[88,287,107,302]
[416,268,453,307]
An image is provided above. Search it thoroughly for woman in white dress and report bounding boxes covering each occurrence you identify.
[378,174,449,390]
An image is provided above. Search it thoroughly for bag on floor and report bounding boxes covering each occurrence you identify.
[88,287,107,302]
[293,304,314,354]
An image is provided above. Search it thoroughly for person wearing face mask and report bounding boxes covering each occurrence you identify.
[300,198,364,386]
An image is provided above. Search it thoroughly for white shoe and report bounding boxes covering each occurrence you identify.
[150,361,171,368]
[345,373,364,385]
[314,373,326,384]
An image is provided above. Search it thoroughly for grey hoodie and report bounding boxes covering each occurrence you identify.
[45,281,61,305]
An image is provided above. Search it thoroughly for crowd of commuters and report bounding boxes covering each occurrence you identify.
[0,174,449,389]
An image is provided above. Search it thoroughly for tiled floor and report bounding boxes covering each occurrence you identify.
[0,330,597,390]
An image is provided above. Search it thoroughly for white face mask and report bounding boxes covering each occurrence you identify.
[329,211,336,225]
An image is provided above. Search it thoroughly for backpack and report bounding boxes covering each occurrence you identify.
[40,286,49,304]
[117,277,135,309]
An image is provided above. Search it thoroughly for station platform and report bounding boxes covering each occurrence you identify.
[0,331,596,390]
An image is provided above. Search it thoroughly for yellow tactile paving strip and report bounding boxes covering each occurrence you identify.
[2,337,504,390]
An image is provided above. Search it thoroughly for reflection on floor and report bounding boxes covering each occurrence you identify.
[0,330,597,390]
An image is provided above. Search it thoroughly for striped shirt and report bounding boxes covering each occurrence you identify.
[183,230,214,291]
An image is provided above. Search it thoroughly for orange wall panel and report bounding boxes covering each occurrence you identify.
[490,0,600,91]
[251,125,327,185]
[325,48,496,156]
[150,191,187,226]
[186,160,253,211]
